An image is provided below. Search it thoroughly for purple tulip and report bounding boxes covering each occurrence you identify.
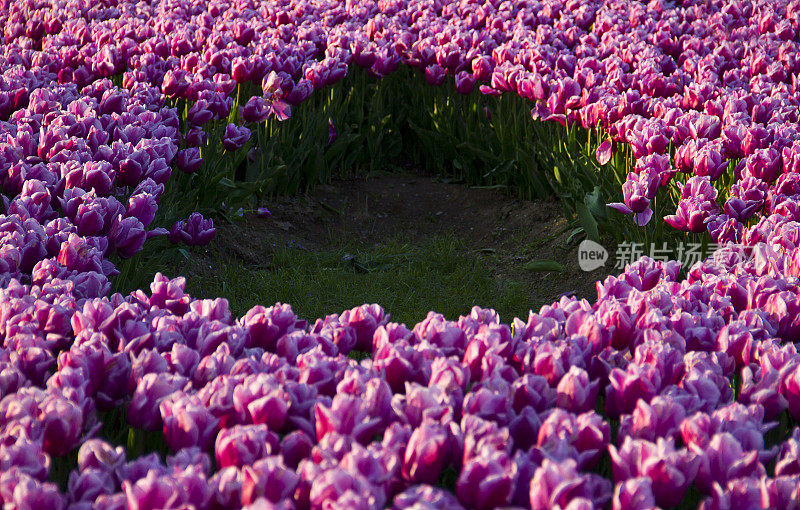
[608,437,700,508]
[315,393,382,443]
[232,374,290,429]
[187,100,214,126]
[286,80,314,106]
[691,432,765,494]
[240,456,299,505]
[393,485,465,509]
[168,212,216,246]
[222,124,251,152]
[618,396,686,443]
[605,363,662,418]
[612,478,657,510]
[109,215,147,259]
[456,450,518,510]
[537,409,609,470]
[402,423,455,484]
[280,430,314,469]
[68,468,115,504]
[744,147,781,183]
[608,170,659,226]
[664,193,720,233]
[184,126,207,147]
[530,459,612,510]
[159,393,219,451]
[39,393,84,457]
[242,96,272,123]
[209,467,244,509]
[454,71,476,95]
[556,366,600,413]
[167,447,211,475]
[0,440,50,481]
[176,148,203,173]
[694,143,728,181]
[215,424,279,469]
[0,469,66,510]
[128,372,190,430]
[122,470,182,510]
[77,438,125,475]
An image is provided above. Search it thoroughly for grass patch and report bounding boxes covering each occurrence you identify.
[134,235,539,325]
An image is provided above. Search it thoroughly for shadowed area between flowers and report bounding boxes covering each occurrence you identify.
[115,173,613,324]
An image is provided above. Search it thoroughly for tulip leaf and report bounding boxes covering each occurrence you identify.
[576,202,600,243]
[566,227,585,246]
[553,165,563,185]
[584,186,607,220]
[524,259,565,272]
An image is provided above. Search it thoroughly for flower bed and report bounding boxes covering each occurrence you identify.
[1,0,800,508]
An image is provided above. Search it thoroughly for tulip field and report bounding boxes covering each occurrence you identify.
[4,0,800,507]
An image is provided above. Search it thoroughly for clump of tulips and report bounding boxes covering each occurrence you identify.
[2,0,800,508]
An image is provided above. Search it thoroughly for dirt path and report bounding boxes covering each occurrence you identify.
[208,173,614,313]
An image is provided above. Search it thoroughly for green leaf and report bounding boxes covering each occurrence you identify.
[566,227,585,246]
[576,202,600,242]
[524,259,565,272]
[584,186,607,220]
[553,165,562,185]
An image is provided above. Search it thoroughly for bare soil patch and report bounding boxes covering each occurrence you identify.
[204,173,614,314]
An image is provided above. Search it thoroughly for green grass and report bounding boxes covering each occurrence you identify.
[133,235,539,326]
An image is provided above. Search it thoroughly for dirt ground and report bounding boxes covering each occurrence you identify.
[207,173,615,312]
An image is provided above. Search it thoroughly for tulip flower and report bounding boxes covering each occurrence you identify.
[108,215,146,259]
[556,366,600,413]
[456,450,518,510]
[240,96,271,124]
[608,437,700,508]
[68,468,115,504]
[187,99,214,126]
[401,424,454,484]
[607,169,660,226]
[160,393,219,451]
[232,374,290,429]
[77,439,125,475]
[215,424,279,469]
[0,469,66,510]
[39,394,84,457]
[307,466,381,509]
[690,432,765,494]
[393,485,465,509]
[612,478,657,510]
[222,124,251,152]
[0,440,50,481]
[454,71,475,94]
[128,372,190,430]
[530,459,612,510]
[240,457,299,505]
[168,212,216,246]
[316,393,382,443]
[176,148,202,173]
[280,431,314,469]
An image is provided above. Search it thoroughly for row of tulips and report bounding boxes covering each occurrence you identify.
[2,0,800,508]
[1,0,799,280]
[5,240,800,509]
